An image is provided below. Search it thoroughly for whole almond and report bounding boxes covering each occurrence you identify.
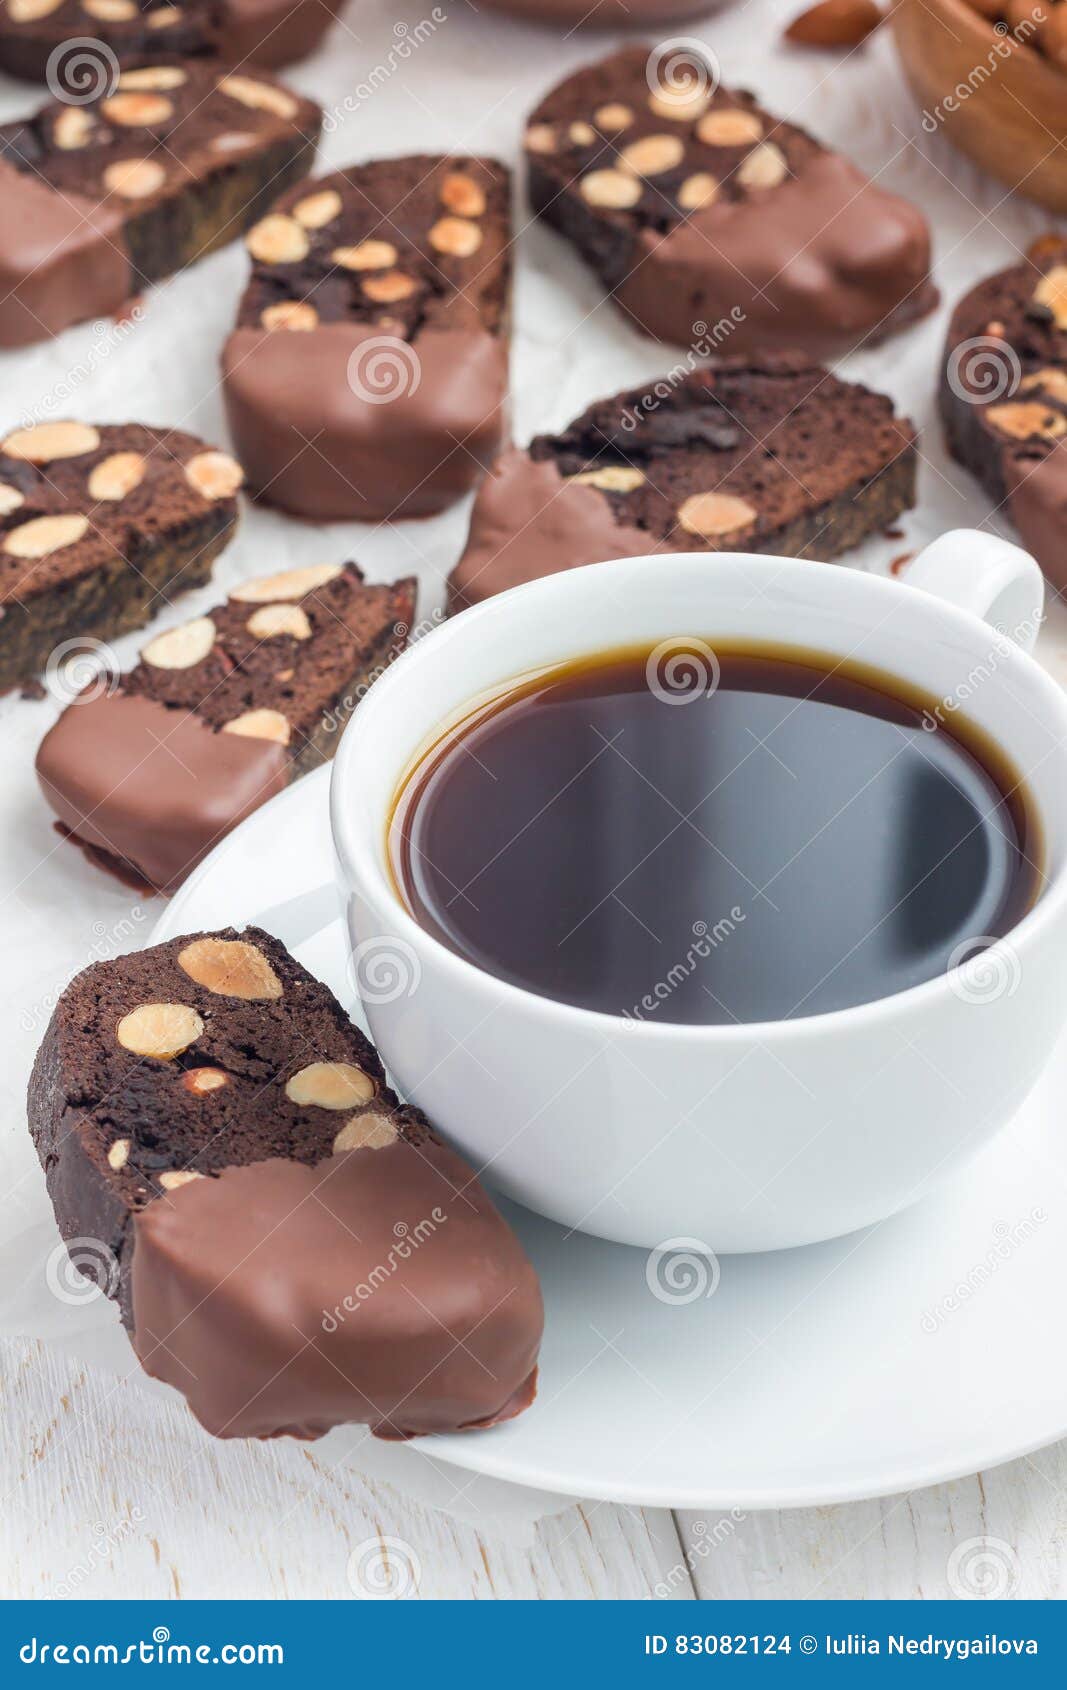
[785,0,883,46]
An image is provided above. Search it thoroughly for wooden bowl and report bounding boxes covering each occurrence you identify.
[890,0,1067,212]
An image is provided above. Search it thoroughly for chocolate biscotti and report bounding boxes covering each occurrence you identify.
[524,45,937,354]
[37,561,414,891]
[941,240,1067,590]
[28,926,543,1440]
[222,155,511,521]
[0,57,320,346]
[0,419,241,692]
[0,0,343,81]
[449,354,917,609]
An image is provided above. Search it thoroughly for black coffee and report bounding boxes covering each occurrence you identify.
[390,642,1041,1024]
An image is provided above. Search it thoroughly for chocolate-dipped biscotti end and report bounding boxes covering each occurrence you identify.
[0,0,341,82]
[0,57,320,346]
[940,242,1067,591]
[28,926,543,1440]
[36,561,414,891]
[0,420,241,693]
[524,46,937,355]
[449,354,917,609]
[222,156,511,522]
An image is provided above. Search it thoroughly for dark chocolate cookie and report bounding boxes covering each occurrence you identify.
[27,925,543,1439]
[940,238,1067,593]
[0,419,241,691]
[524,45,937,354]
[0,0,342,80]
[36,560,415,891]
[0,56,320,346]
[449,353,917,609]
[222,154,511,521]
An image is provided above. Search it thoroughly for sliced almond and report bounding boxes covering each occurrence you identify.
[986,401,1067,442]
[677,491,758,537]
[579,169,642,209]
[440,172,486,217]
[362,271,418,304]
[0,485,24,517]
[118,65,186,89]
[54,108,95,150]
[1020,368,1067,403]
[88,451,146,501]
[620,134,685,178]
[428,216,483,257]
[146,2,182,20]
[116,1002,203,1059]
[333,1111,398,1152]
[678,172,719,211]
[293,188,342,229]
[103,158,165,200]
[524,123,556,154]
[3,421,99,462]
[737,142,789,190]
[570,465,646,492]
[159,1169,204,1191]
[211,131,256,154]
[102,92,175,126]
[230,563,342,603]
[222,709,290,744]
[4,513,89,559]
[183,1067,230,1094]
[331,239,397,271]
[87,0,137,13]
[141,615,215,670]
[595,102,633,132]
[178,936,283,1000]
[217,74,298,120]
[184,451,243,501]
[261,300,319,331]
[107,1138,130,1171]
[8,0,63,17]
[285,1061,375,1109]
[246,214,308,265]
[649,85,713,123]
[697,109,765,147]
[247,603,312,641]
[569,120,596,147]
[1033,266,1067,331]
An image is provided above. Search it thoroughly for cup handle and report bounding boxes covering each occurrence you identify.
[905,529,1044,654]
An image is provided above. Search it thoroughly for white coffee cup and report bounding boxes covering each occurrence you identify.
[331,533,1067,1253]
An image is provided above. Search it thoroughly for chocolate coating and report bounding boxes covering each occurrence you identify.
[36,691,288,893]
[223,323,508,522]
[449,448,655,611]
[132,1148,544,1441]
[0,157,128,348]
[614,153,938,355]
[217,0,345,67]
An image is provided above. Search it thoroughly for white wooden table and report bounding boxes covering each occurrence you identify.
[3,0,1067,1602]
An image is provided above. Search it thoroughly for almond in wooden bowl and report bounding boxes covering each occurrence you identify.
[891,0,1067,212]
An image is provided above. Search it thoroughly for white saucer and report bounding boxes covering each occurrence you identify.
[154,766,1067,1510]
